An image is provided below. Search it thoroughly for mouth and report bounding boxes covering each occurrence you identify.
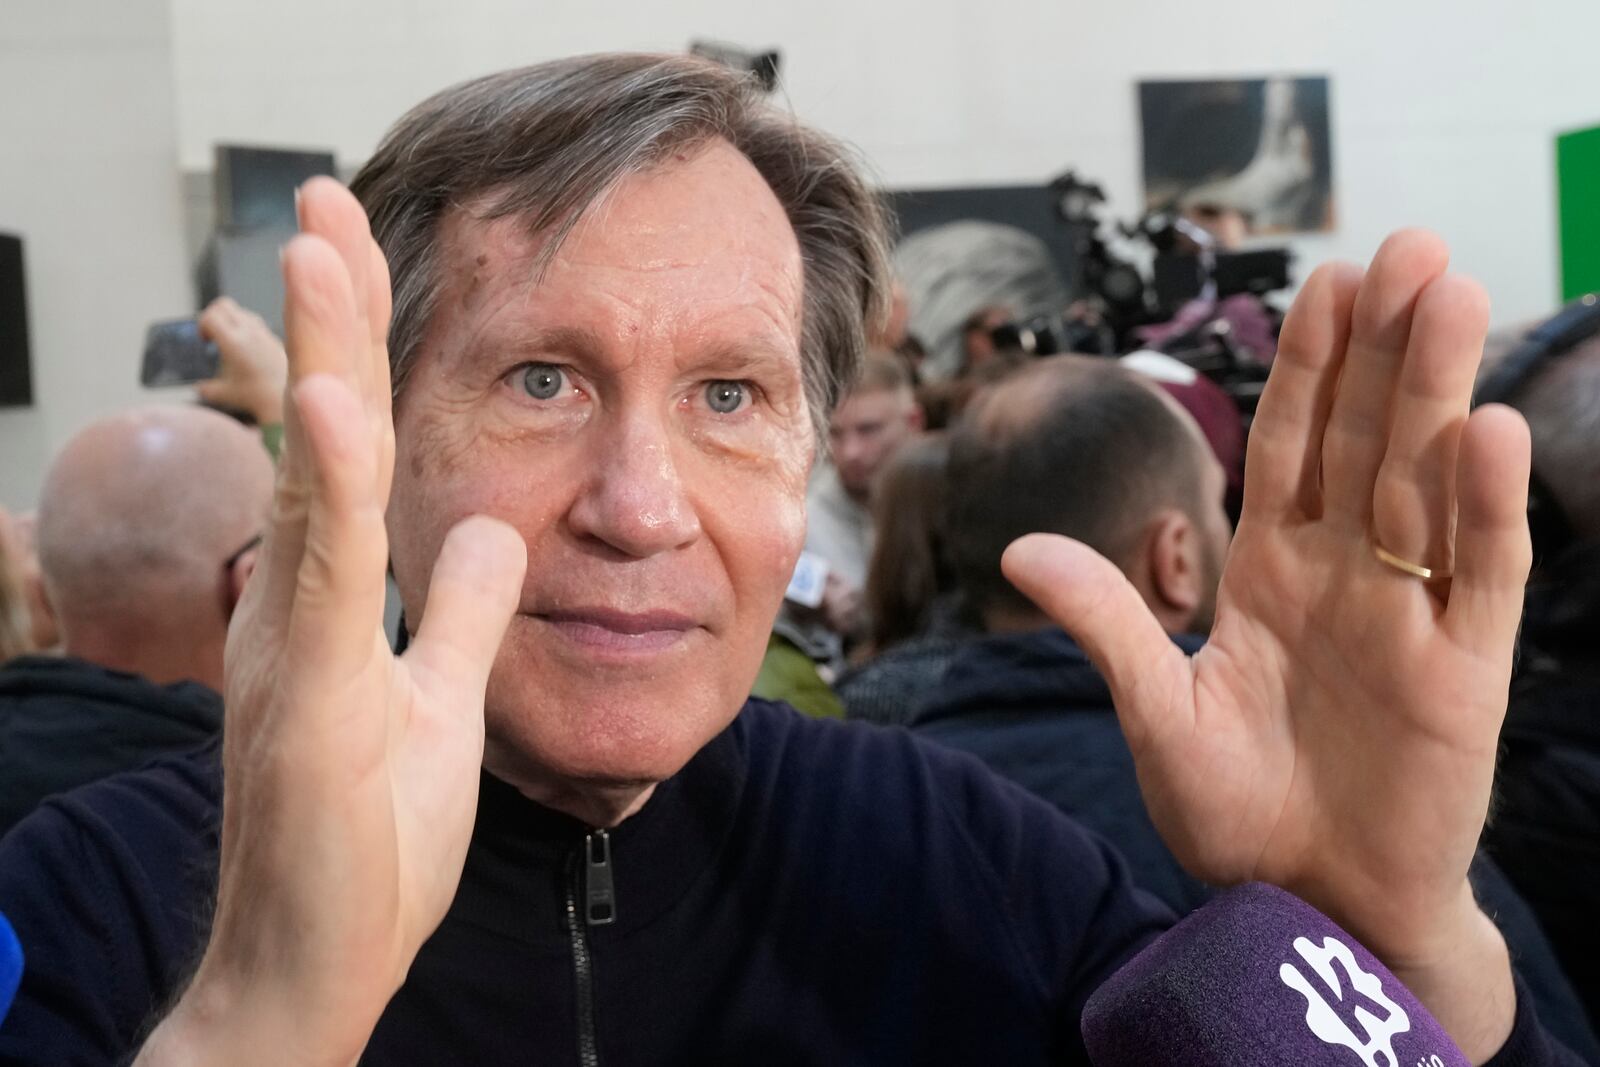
[529,607,702,657]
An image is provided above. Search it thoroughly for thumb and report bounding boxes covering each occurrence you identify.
[1002,533,1191,750]
[405,516,527,708]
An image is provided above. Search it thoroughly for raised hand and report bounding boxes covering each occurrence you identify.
[139,179,526,1064]
[1004,232,1531,1057]
[196,296,289,427]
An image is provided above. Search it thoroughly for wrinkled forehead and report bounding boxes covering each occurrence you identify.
[423,142,806,366]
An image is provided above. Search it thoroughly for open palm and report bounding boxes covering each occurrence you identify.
[1005,231,1531,961]
[191,179,526,1062]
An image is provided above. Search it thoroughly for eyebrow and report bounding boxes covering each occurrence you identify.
[446,325,609,377]
[691,337,802,381]
[448,325,800,382]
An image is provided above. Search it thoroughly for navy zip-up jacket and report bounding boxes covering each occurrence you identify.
[0,699,1583,1064]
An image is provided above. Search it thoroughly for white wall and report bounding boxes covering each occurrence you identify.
[0,0,192,510]
[170,0,1600,328]
[4,0,1594,506]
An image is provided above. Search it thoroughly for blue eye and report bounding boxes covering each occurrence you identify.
[706,380,746,414]
[521,364,566,401]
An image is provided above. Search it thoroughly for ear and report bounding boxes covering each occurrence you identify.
[24,570,60,652]
[224,545,261,617]
[1144,510,1203,633]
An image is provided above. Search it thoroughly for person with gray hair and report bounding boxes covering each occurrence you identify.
[0,405,272,834]
[0,54,1585,1066]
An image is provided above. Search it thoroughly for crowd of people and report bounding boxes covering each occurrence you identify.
[0,51,1596,1065]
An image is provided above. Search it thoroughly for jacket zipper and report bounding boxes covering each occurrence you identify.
[566,829,615,1067]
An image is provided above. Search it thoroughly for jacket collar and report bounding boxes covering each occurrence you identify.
[911,627,1204,728]
[0,654,222,732]
[452,703,751,945]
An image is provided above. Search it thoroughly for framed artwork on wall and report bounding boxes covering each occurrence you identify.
[1139,76,1335,236]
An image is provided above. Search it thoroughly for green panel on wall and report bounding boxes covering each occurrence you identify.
[1558,123,1600,300]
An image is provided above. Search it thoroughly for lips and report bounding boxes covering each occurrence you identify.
[541,608,697,634]
[530,607,701,656]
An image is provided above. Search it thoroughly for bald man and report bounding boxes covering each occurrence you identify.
[0,406,273,835]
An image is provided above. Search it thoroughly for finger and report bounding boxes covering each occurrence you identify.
[367,239,393,355]
[1443,404,1531,661]
[1321,230,1451,526]
[283,234,365,388]
[284,374,390,676]
[198,300,244,355]
[252,382,315,623]
[197,300,225,342]
[1002,534,1193,752]
[405,516,528,711]
[260,232,363,626]
[298,178,379,414]
[366,240,397,504]
[1243,261,1363,521]
[1371,274,1489,576]
[245,243,328,619]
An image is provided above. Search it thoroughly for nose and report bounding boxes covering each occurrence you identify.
[565,410,702,559]
[835,430,865,468]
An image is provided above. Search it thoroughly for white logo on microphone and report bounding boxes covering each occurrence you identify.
[1278,935,1411,1067]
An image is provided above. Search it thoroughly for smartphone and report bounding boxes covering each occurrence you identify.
[140,319,220,387]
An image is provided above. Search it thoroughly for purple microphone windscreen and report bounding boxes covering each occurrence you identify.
[1082,882,1469,1067]
[0,912,20,1027]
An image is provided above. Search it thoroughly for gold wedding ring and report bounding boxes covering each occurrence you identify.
[1373,543,1452,581]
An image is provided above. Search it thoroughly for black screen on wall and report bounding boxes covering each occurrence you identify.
[0,233,32,408]
[214,145,337,231]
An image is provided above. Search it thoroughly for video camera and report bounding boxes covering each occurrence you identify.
[990,171,1292,359]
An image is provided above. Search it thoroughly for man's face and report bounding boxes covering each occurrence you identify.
[386,140,811,792]
[828,388,918,500]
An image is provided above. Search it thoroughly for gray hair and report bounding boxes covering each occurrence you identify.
[894,221,1070,381]
[350,53,893,437]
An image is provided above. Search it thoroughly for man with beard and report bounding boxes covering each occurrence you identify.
[917,360,1227,906]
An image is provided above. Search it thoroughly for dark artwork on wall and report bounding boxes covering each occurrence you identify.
[0,234,33,409]
[1139,76,1335,235]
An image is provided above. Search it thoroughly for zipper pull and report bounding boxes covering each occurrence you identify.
[584,829,616,926]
